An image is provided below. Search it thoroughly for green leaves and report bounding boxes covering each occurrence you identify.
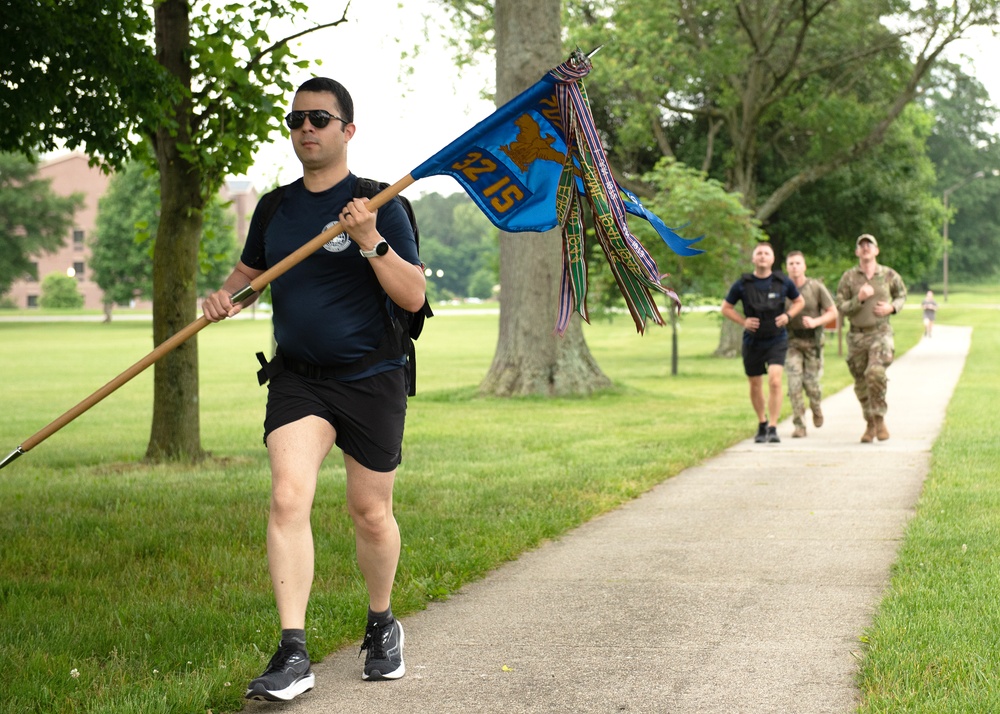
[1,0,167,168]
[90,162,238,308]
[39,273,85,309]
[2,0,346,190]
[0,153,84,295]
[639,158,764,291]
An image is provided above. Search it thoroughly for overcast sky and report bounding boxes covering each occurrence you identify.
[237,2,999,197]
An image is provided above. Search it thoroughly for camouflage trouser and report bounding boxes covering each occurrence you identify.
[786,337,824,428]
[846,325,895,419]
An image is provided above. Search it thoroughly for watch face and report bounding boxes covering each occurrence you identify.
[375,240,389,256]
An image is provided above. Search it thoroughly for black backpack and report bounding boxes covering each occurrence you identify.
[253,177,433,395]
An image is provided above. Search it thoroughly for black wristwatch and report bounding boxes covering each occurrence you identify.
[359,240,389,258]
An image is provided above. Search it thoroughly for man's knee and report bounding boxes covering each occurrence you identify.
[350,501,395,542]
[270,482,314,526]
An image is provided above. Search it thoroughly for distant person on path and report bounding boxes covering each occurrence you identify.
[784,251,838,438]
[722,242,804,443]
[836,234,907,443]
[921,290,938,337]
[202,77,425,700]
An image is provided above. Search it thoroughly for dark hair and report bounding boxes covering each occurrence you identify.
[786,250,804,259]
[296,77,354,123]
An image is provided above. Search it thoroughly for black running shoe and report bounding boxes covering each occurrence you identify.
[766,426,781,443]
[754,422,768,443]
[245,643,315,702]
[359,618,405,681]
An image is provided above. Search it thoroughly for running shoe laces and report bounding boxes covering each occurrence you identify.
[245,642,315,701]
[359,618,405,681]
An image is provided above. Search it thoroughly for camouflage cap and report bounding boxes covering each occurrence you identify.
[856,234,878,247]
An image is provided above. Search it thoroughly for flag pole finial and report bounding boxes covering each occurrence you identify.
[568,46,601,71]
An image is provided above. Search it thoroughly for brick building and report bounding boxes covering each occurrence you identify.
[3,153,257,311]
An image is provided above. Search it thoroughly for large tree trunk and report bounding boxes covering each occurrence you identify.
[714,318,743,358]
[480,0,612,397]
[146,0,205,462]
[481,228,610,396]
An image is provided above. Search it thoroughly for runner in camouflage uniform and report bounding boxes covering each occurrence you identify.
[836,234,907,443]
[784,251,838,438]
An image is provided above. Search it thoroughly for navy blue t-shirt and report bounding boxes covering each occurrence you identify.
[725,272,800,341]
[241,174,420,367]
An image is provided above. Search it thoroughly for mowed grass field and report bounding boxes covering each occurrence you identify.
[0,288,996,713]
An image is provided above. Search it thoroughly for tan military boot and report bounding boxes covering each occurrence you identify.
[861,418,876,443]
[812,405,824,428]
[874,415,890,441]
[792,425,807,438]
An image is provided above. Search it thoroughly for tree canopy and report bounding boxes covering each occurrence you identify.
[565,0,998,217]
[1,0,165,167]
[763,104,945,284]
[436,1,998,294]
[90,161,238,314]
[924,60,1000,282]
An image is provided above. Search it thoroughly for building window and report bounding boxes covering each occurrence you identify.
[73,229,85,250]
[28,262,38,282]
[27,295,38,308]
[73,262,85,281]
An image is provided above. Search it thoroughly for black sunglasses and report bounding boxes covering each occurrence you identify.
[284,109,348,130]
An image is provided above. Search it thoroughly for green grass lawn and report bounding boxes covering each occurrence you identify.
[0,289,993,713]
[856,295,1000,713]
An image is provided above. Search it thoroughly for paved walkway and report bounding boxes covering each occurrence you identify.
[244,325,972,714]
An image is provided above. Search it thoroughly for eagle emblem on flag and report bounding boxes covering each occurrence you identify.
[500,114,566,172]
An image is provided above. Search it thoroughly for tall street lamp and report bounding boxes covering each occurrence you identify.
[942,170,984,302]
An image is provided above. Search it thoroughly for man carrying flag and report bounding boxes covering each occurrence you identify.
[197,51,697,703]
[203,77,424,700]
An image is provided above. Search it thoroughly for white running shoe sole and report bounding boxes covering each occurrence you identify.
[246,671,315,701]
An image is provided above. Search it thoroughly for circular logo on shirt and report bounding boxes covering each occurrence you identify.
[322,220,351,253]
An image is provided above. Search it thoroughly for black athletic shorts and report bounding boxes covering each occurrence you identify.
[741,334,788,377]
[263,366,408,473]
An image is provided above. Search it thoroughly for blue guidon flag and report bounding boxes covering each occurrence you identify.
[411,49,703,334]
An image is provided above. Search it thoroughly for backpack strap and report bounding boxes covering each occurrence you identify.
[255,186,285,232]
[353,177,421,396]
[242,185,285,270]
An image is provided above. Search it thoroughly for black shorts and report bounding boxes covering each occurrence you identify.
[742,335,788,377]
[263,367,408,473]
